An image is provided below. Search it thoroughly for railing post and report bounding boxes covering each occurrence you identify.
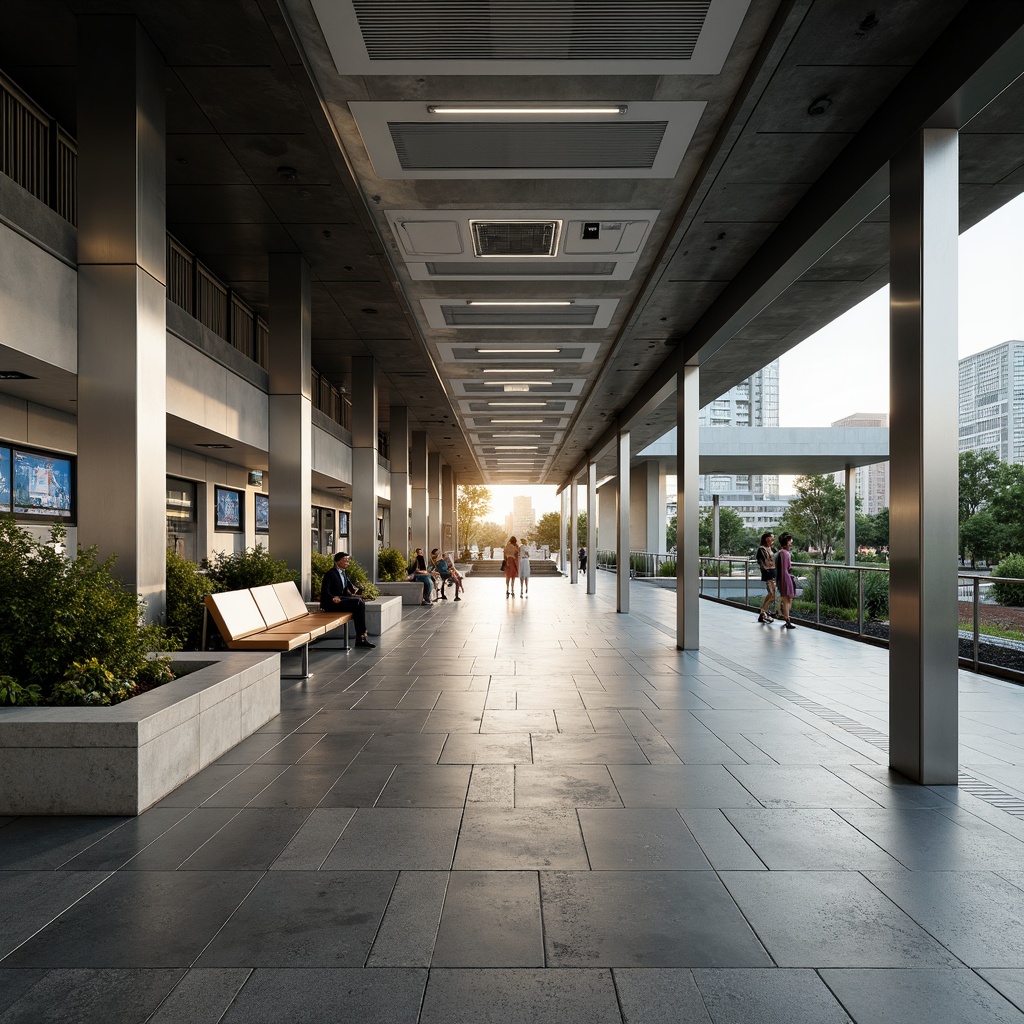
[744,558,749,610]
[973,575,980,672]
[814,565,821,624]
[717,558,722,600]
[857,568,864,636]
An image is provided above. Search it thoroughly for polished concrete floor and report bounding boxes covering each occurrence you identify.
[3,575,1024,1022]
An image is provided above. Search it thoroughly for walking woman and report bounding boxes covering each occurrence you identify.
[755,531,776,623]
[518,547,531,597]
[503,536,520,598]
[776,532,797,629]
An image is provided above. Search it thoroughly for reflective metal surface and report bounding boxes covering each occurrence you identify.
[390,405,410,552]
[351,357,377,574]
[616,427,630,614]
[569,473,579,585]
[411,430,428,550]
[677,364,699,649]
[587,461,597,596]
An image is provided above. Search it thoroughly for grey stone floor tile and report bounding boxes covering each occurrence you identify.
[726,765,883,808]
[608,764,761,808]
[242,764,343,808]
[740,731,876,765]
[0,871,110,959]
[541,870,771,968]
[481,709,559,732]
[690,710,816,735]
[691,968,854,1023]
[531,733,649,764]
[121,808,239,871]
[395,690,442,709]
[0,971,45,1014]
[197,871,396,968]
[837,807,1024,870]
[148,968,251,1023]
[421,968,621,1024]
[367,871,448,967]
[433,871,543,967]
[722,871,961,968]
[679,809,765,870]
[354,732,448,763]
[212,732,301,765]
[250,732,328,764]
[467,765,515,805]
[376,765,472,807]
[179,808,309,870]
[865,871,1024,968]
[454,808,588,869]
[820,968,1024,1024]
[0,968,183,1024]
[440,733,533,764]
[294,731,374,765]
[722,809,904,870]
[661,732,754,764]
[978,971,1024,1014]
[269,808,356,869]
[613,968,711,1023]
[321,808,461,870]
[197,765,289,808]
[553,709,597,732]
[57,808,192,871]
[220,968,426,1023]
[0,817,127,871]
[514,765,622,808]
[317,762,396,806]
[3,871,261,969]
[423,710,484,732]
[579,809,710,869]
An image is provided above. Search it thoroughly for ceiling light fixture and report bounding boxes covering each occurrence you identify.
[503,385,531,393]
[494,445,539,450]
[476,348,561,354]
[492,433,541,438]
[482,368,555,374]
[466,300,572,307]
[487,401,547,407]
[490,419,544,424]
[428,105,626,115]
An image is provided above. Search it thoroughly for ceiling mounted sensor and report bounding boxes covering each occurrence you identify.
[388,209,658,280]
[312,0,753,75]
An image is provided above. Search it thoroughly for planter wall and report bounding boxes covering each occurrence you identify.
[0,651,280,816]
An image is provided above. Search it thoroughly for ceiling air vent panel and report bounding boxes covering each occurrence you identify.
[423,261,617,278]
[471,221,560,258]
[422,298,617,329]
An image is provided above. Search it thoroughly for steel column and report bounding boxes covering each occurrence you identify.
[410,431,429,553]
[570,478,579,584]
[390,405,410,553]
[616,427,630,613]
[351,357,378,577]
[677,363,700,649]
[428,451,442,552]
[845,465,856,566]
[587,461,598,596]
[889,128,959,785]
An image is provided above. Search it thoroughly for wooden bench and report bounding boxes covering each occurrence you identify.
[202,582,353,679]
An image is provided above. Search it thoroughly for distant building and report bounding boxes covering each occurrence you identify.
[505,495,536,539]
[830,412,890,515]
[669,493,794,533]
[958,340,1024,465]
[699,360,779,497]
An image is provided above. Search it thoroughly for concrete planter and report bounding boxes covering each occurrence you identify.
[304,595,403,635]
[0,651,280,817]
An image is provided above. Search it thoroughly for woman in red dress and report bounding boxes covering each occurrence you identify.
[503,536,520,598]
[776,532,797,629]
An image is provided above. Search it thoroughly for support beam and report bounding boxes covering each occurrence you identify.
[410,431,428,554]
[570,478,579,585]
[888,128,959,785]
[677,364,700,650]
[587,461,597,596]
[616,427,630,613]
[559,489,568,573]
[390,406,410,554]
[351,357,378,578]
[428,451,442,553]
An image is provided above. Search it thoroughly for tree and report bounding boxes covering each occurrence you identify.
[576,511,588,547]
[959,510,1004,568]
[698,507,747,555]
[959,450,1002,521]
[666,515,676,551]
[476,521,508,551]
[534,511,562,551]
[989,463,1024,555]
[782,474,846,561]
[856,507,889,551]
[457,485,491,549]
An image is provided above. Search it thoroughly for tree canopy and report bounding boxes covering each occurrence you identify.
[698,506,747,555]
[533,511,562,551]
[457,485,491,549]
[781,473,846,561]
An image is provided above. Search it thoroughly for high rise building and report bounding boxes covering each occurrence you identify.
[958,340,1024,465]
[831,412,890,515]
[699,360,780,497]
[505,495,536,539]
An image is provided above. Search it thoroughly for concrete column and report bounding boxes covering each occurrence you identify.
[587,460,598,596]
[76,16,166,621]
[616,427,630,613]
[889,127,959,785]
[411,431,429,553]
[442,465,455,554]
[428,452,442,552]
[712,494,721,557]
[267,254,312,598]
[559,488,568,573]
[390,405,410,553]
[629,462,665,553]
[598,480,617,567]
[351,357,378,578]
[570,477,579,584]
[677,363,700,650]
[845,465,856,566]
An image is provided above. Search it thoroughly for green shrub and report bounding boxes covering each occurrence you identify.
[311,552,334,604]
[311,552,380,603]
[203,545,298,591]
[342,556,379,601]
[0,675,41,706]
[378,547,408,581]
[818,569,858,610]
[49,658,135,707]
[992,553,1024,607]
[0,517,166,700]
[165,550,213,651]
[135,656,175,693]
[864,571,889,619]
[657,560,677,577]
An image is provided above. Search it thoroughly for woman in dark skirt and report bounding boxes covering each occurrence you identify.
[756,531,776,623]
[776,532,797,629]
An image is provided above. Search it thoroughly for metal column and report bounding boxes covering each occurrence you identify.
[587,460,598,596]
[677,364,700,650]
[889,128,959,785]
[410,431,429,553]
[712,494,721,558]
[570,478,579,584]
[351,357,378,578]
[390,406,410,553]
[559,489,568,573]
[76,16,167,621]
[428,452,442,552]
[616,427,630,613]
[442,464,455,555]
[268,253,313,599]
[845,465,856,566]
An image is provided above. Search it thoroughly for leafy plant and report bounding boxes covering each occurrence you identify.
[863,571,889,619]
[344,556,379,601]
[311,552,334,604]
[0,675,42,706]
[203,545,298,591]
[311,553,379,602]
[135,656,175,693]
[377,547,408,582]
[991,553,1024,607]
[165,550,213,651]
[657,560,677,577]
[818,569,858,610]
[49,658,135,707]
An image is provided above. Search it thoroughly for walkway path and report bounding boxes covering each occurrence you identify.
[2,577,1024,1022]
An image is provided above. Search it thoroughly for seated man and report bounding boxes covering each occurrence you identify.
[429,548,454,601]
[408,548,435,605]
[319,551,375,647]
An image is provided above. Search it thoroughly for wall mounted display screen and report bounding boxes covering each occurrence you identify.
[338,510,350,536]
[214,486,243,531]
[0,447,10,510]
[13,449,73,518]
[255,493,269,533]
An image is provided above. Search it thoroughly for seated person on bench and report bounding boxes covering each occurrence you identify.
[408,548,436,605]
[429,548,459,601]
[319,551,376,647]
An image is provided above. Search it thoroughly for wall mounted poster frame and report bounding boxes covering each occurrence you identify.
[255,493,269,533]
[214,485,243,531]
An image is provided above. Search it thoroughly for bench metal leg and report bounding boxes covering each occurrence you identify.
[281,644,311,681]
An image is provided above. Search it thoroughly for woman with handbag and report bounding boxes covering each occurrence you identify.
[776,532,797,630]
[503,536,520,598]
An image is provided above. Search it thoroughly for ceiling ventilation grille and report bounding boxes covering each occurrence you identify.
[471,221,559,257]
[351,1,712,61]
[425,261,616,277]
[442,306,599,327]
[389,122,667,170]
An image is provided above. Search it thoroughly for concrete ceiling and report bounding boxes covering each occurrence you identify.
[1,0,1023,487]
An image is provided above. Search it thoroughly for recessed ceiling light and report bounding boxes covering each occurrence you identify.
[466,300,572,307]
[493,382,553,389]
[494,445,539,449]
[428,105,626,115]
[477,348,561,354]
[196,443,233,449]
[482,368,555,374]
[490,419,544,423]
[487,402,547,407]
[492,433,541,438]
[0,370,36,380]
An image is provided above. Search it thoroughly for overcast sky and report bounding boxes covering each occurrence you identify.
[487,193,1024,517]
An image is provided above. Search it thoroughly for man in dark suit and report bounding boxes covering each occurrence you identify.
[319,551,375,648]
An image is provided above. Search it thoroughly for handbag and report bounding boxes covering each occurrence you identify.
[500,558,507,571]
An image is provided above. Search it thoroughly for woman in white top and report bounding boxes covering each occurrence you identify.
[518,548,531,597]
